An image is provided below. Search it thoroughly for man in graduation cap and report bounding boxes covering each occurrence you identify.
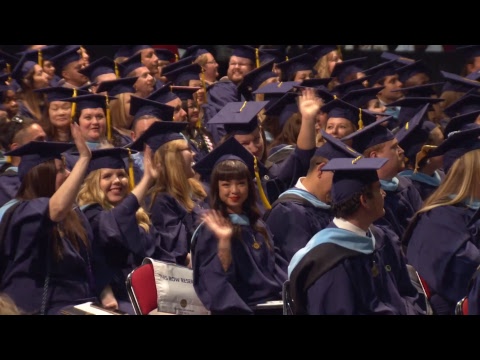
[287,156,428,315]
[50,45,89,89]
[457,45,480,76]
[343,117,423,241]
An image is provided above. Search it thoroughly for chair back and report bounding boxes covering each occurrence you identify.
[282,279,294,315]
[126,263,157,315]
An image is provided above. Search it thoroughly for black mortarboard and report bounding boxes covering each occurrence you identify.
[341,86,384,109]
[263,91,298,118]
[299,77,333,88]
[386,96,444,128]
[4,141,74,180]
[321,98,377,129]
[169,86,201,101]
[391,82,444,98]
[331,76,370,97]
[364,60,398,86]
[443,93,480,118]
[394,104,431,161]
[49,46,81,71]
[238,59,277,100]
[208,100,269,134]
[330,57,367,83]
[0,49,20,72]
[181,46,209,59]
[161,56,195,75]
[127,120,187,152]
[155,48,176,62]
[33,86,89,102]
[62,93,114,111]
[193,136,257,178]
[252,81,299,96]
[443,110,480,136]
[95,76,138,97]
[275,53,316,81]
[396,60,431,84]
[305,45,338,61]
[380,52,415,66]
[229,45,261,67]
[323,157,388,204]
[343,117,394,153]
[17,45,64,66]
[118,52,144,78]
[293,83,334,103]
[428,124,480,174]
[129,95,175,121]
[87,147,137,174]
[440,70,480,93]
[457,45,480,60]
[259,48,286,64]
[147,82,179,103]
[78,56,117,81]
[315,130,362,160]
[162,63,202,85]
[10,54,38,83]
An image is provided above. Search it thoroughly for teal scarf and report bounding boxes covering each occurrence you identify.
[380,177,399,192]
[229,213,250,225]
[279,188,331,209]
[399,169,441,187]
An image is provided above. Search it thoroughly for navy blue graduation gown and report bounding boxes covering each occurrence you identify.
[294,223,427,315]
[82,193,175,312]
[399,169,445,201]
[147,193,208,265]
[111,129,133,148]
[264,192,332,269]
[405,205,480,315]
[0,198,97,314]
[466,270,480,315]
[374,175,423,240]
[0,167,20,207]
[192,219,287,315]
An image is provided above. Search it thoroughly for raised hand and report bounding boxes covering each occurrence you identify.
[298,87,321,120]
[70,122,91,159]
[201,209,233,242]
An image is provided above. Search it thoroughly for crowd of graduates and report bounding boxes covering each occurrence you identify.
[1,44,480,315]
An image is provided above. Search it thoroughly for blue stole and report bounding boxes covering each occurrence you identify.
[288,227,375,277]
[398,169,441,187]
[279,188,330,209]
[380,176,399,192]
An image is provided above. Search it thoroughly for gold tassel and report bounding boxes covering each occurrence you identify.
[254,156,271,210]
[337,45,343,59]
[127,148,135,191]
[414,145,437,173]
[38,50,43,68]
[175,53,179,62]
[106,95,112,142]
[5,155,12,164]
[6,63,11,83]
[255,48,260,68]
[114,61,120,78]
[357,108,364,129]
[70,89,77,121]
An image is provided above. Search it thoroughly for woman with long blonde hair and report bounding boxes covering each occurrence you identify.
[403,125,480,315]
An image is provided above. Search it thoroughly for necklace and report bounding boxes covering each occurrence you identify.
[252,232,261,250]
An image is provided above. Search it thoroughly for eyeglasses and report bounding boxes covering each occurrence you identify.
[229,62,251,67]
[206,60,217,65]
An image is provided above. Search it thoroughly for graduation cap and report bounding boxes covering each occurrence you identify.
[391,82,444,98]
[342,117,394,154]
[9,54,37,84]
[364,60,398,86]
[129,95,175,121]
[114,45,152,59]
[428,124,480,174]
[78,56,117,81]
[49,45,82,71]
[208,100,269,134]
[305,45,338,61]
[228,45,262,68]
[331,76,370,97]
[147,82,179,103]
[118,52,144,78]
[394,104,431,166]
[162,63,202,85]
[0,49,20,73]
[315,130,362,160]
[321,98,377,129]
[237,59,277,101]
[169,86,201,101]
[293,83,334,103]
[17,45,64,67]
[386,96,444,128]
[275,53,316,81]
[380,52,415,66]
[396,60,431,84]
[443,93,480,118]
[322,156,388,204]
[443,110,480,136]
[340,86,384,109]
[4,140,74,180]
[440,70,480,93]
[252,81,300,96]
[33,86,89,102]
[457,45,480,60]
[299,77,332,88]
[127,120,188,152]
[95,76,138,97]
[155,48,177,62]
[259,48,286,64]
[330,57,367,83]
[161,56,195,75]
[181,46,209,59]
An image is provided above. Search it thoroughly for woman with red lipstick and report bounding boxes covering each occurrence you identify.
[191,137,287,315]
[76,145,175,314]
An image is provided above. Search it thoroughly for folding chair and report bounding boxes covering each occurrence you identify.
[282,279,294,315]
[455,296,469,315]
[126,262,158,315]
